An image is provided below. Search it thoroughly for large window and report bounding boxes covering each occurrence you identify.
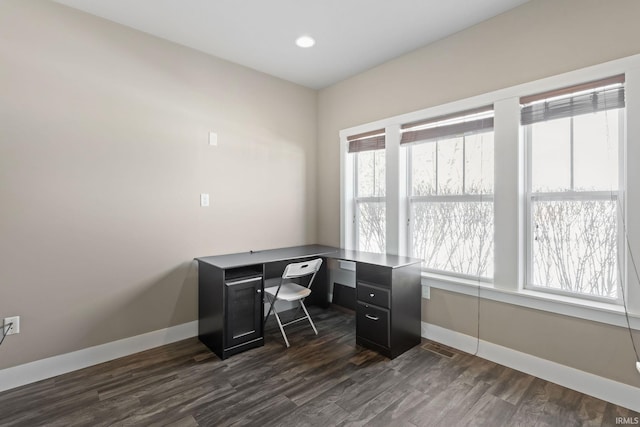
[522,76,625,301]
[349,130,386,253]
[340,60,638,315]
[402,107,495,278]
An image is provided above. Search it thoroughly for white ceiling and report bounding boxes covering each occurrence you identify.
[52,0,529,89]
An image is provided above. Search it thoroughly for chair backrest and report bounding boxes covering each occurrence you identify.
[282,258,323,286]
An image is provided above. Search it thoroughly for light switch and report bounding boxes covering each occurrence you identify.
[200,193,210,207]
[208,132,218,146]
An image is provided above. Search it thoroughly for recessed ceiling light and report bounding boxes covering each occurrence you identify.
[295,35,315,48]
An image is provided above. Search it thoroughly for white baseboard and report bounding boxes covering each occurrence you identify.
[422,322,640,413]
[0,321,198,393]
[4,318,638,413]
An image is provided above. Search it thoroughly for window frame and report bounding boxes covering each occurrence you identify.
[523,109,626,304]
[352,148,386,253]
[405,132,495,280]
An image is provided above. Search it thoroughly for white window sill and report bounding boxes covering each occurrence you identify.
[421,272,640,330]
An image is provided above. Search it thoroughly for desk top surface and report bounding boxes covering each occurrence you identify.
[325,249,422,268]
[196,245,422,270]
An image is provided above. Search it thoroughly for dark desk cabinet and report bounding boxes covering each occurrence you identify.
[225,275,262,349]
[355,262,421,359]
[197,262,264,359]
[196,245,422,361]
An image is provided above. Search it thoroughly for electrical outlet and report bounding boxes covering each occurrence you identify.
[421,285,430,300]
[3,316,19,335]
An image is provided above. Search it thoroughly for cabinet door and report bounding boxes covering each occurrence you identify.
[225,276,262,348]
[356,302,390,348]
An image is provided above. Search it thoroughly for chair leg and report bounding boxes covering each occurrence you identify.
[273,307,290,348]
[264,294,274,325]
[265,294,290,347]
[299,300,318,335]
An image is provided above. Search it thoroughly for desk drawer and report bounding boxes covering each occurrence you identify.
[357,282,390,309]
[356,302,389,348]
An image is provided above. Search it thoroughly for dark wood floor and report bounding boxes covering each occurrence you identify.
[0,307,637,427]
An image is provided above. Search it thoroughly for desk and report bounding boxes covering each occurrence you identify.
[195,245,422,360]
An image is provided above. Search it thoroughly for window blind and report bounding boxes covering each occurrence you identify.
[347,129,385,153]
[400,105,494,145]
[520,75,625,126]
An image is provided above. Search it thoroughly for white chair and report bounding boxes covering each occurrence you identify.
[263,258,323,347]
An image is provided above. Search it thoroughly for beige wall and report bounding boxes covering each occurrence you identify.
[0,0,317,369]
[424,290,640,386]
[317,0,640,387]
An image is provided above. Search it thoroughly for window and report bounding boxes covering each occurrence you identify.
[349,130,386,253]
[522,75,625,301]
[340,58,640,324]
[402,107,495,278]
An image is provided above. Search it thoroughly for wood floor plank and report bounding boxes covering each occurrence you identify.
[504,377,551,427]
[577,394,607,427]
[334,367,410,413]
[1,389,99,427]
[336,381,416,427]
[404,353,467,395]
[227,394,297,427]
[409,380,491,426]
[455,354,506,387]
[487,367,536,405]
[283,355,359,406]
[458,393,518,426]
[508,377,584,427]
[0,306,635,427]
[365,389,430,427]
[269,396,351,427]
[97,372,178,401]
[42,394,142,427]
[150,414,200,427]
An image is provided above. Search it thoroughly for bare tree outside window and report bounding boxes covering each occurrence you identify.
[532,200,618,298]
[354,149,386,253]
[412,201,493,277]
[357,202,386,253]
[526,107,621,300]
[409,131,494,278]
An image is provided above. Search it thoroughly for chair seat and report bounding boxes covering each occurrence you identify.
[264,282,311,301]
[263,258,322,348]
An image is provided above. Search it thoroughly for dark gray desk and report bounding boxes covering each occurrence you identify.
[326,249,424,268]
[197,244,339,269]
[196,245,422,359]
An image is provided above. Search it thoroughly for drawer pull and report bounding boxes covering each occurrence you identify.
[369,293,375,297]
[365,314,379,321]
